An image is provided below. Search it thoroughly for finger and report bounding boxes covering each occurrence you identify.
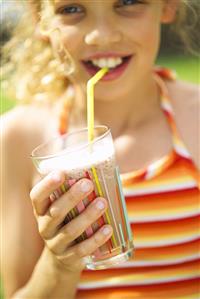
[38,178,94,239]
[30,171,65,215]
[47,197,108,254]
[57,225,113,264]
[49,178,94,218]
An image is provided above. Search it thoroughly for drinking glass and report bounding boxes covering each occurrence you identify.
[31,125,134,270]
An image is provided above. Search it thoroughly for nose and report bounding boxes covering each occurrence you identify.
[84,20,122,46]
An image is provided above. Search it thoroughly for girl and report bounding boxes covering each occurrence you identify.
[1,0,199,298]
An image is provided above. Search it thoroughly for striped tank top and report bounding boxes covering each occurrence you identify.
[59,68,200,299]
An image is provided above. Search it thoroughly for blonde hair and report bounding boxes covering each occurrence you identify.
[1,0,199,105]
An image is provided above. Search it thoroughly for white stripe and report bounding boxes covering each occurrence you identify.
[128,210,200,223]
[123,180,197,196]
[78,274,199,289]
[161,101,174,116]
[161,101,174,115]
[135,235,200,249]
[145,158,168,180]
[110,255,200,268]
[174,142,191,159]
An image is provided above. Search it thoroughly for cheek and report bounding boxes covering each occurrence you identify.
[125,8,161,58]
[49,21,83,61]
[58,26,87,82]
[61,26,82,54]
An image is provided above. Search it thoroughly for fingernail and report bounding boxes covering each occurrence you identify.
[102,226,112,235]
[80,180,92,193]
[96,200,105,210]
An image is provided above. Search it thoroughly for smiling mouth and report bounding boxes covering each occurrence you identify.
[82,55,132,72]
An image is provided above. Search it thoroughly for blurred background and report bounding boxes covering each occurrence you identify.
[0,0,199,115]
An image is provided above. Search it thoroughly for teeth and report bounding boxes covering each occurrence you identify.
[91,57,123,69]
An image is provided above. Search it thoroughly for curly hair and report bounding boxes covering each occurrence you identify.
[1,0,69,105]
[1,0,199,105]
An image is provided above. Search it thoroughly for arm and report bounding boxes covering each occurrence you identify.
[12,247,83,299]
[0,118,82,299]
[1,115,44,298]
[1,112,112,299]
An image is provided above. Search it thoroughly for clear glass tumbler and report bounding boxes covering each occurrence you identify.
[31,125,133,270]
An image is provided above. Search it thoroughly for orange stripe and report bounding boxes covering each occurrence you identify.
[77,278,200,299]
[133,239,200,263]
[131,216,200,248]
[126,188,200,220]
[81,259,200,282]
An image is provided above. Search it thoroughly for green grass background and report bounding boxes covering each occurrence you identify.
[0,55,199,299]
[158,55,200,83]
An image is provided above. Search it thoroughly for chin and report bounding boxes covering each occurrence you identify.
[94,85,129,103]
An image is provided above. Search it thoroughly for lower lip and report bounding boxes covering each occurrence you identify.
[82,56,132,81]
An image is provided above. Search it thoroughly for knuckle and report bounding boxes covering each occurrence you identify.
[93,231,103,247]
[46,177,57,190]
[56,254,65,264]
[84,208,95,222]
[63,223,77,241]
[38,218,50,239]
[50,207,63,220]
[57,251,76,265]
[47,240,58,255]
[68,187,78,203]
[38,223,47,239]
[75,244,87,258]
[49,199,68,220]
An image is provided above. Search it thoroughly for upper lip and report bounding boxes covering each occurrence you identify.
[82,52,133,61]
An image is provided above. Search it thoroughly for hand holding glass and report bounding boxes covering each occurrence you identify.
[31,126,133,270]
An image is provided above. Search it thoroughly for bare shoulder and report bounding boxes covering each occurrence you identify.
[1,104,57,187]
[166,80,200,168]
[167,80,199,108]
[2,106,38,156]
[2,104,54,140]
[1,104,57,152]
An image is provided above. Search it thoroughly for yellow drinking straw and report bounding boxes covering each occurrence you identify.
[91,165,118,249]
[86,68,118,249]
[87,68,108,142]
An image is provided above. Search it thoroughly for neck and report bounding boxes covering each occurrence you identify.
[93,74,160,138]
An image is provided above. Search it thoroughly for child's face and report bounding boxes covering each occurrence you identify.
[47,0,177,100]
